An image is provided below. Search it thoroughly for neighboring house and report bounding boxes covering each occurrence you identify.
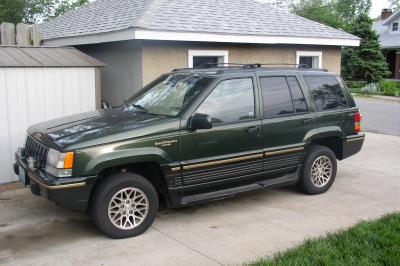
[373,9,400,80]
[42,0,360,106]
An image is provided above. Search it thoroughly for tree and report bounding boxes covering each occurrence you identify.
[0,0,88,24]
[50,0,89,20]
[334,0,371,26]
[291,0,344,29]
[341,14,390,83]
[390,0,400,11]
[288,0,371,31]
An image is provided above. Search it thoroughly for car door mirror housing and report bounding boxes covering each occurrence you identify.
[189,113,212,130]
[101,100,110,109]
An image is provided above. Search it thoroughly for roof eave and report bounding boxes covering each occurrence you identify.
[43,29,360,47]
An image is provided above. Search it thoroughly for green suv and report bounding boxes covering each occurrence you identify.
[14,65,364,238]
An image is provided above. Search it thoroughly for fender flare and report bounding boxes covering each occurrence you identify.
[303,126,345,144]
[83,147,171,175]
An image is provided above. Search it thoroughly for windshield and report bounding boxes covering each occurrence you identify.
[125,74,215,116]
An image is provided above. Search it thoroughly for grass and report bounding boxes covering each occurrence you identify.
[248,213,400,266]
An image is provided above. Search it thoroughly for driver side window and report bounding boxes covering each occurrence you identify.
[196,78,255,124]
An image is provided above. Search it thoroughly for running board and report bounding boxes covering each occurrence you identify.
[181,167,300,205]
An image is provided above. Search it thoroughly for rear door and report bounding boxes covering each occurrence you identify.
[258,73,316,175]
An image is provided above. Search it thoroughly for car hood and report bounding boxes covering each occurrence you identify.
[28,108,178,150]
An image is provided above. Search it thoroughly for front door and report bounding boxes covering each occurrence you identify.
[179,77,263,196]
[258,74,316,175]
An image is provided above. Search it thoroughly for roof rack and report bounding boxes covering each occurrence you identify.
[172,63,329,73]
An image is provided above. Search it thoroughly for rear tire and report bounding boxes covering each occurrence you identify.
[90,172,158,239]
[299,145,337,195]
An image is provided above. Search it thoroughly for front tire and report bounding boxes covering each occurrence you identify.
[90,172,159,239]
[299,145,337,195]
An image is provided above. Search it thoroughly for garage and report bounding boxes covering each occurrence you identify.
[0,46,104,183]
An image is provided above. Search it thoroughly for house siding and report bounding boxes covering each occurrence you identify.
[0,67,97,183]
[142,41,342,85]
[78,41,143,106]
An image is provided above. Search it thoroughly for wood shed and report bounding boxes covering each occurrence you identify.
[0,46,104,183]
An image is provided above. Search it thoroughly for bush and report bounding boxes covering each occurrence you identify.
[346,81,366,93]
[380,80,400,96]
[345,80,400,97]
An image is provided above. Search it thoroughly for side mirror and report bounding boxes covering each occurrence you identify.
[189,113,212,130]
[101,100,110,109]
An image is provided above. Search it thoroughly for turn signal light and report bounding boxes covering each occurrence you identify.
[63,152,74,169]
[354,111,362,133]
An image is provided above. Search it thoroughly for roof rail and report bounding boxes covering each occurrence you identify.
[172,63,329,73]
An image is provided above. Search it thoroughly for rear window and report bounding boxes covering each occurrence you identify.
[304,75,348,111]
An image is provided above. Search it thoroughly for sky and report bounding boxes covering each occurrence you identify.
[370,0,392,18]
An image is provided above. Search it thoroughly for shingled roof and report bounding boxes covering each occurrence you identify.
[42,0,360,46]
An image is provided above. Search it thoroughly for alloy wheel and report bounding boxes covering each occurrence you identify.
[108,187,149,230]
[310,155,333,188]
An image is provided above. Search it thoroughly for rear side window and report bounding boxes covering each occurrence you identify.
[286,77,308,113]
[260,76,308,117]
[304,75,348,111]
[260,77,294,117]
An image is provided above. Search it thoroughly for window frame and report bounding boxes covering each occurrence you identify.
[296,51,323,69]
[392,22,399,32]
[188,50,229,68]
[259,75,310,119]
[193,77,258,126]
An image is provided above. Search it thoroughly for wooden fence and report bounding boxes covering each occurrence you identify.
[0,22,41,46]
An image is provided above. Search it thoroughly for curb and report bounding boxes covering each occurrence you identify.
[353,94,400,103]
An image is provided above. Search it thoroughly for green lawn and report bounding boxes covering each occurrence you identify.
[249,213,400,266]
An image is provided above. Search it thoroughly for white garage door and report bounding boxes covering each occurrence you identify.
[0,67,97,183]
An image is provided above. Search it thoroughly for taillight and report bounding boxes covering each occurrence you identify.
[354,111,361,133]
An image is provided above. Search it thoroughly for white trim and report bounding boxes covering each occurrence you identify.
[43,29,360,47]
[187,50,229,68]
[296,51,323,68]
[43,29,135,46]
[135,30,360,47]
[391,21,400,34]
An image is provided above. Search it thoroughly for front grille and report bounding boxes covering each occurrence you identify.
[25,136,49,169]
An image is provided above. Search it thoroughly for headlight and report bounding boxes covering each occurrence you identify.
[46,149,74,169]
[46,149,74,177]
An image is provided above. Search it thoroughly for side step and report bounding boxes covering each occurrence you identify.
[181,168,300,205]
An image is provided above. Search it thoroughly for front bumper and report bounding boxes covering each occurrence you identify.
[14,150,97,212]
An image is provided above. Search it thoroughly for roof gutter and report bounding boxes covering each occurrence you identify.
[43,29,360,47]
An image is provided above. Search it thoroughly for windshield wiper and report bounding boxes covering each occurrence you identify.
[131,104,149,113]
[122,99,148,113]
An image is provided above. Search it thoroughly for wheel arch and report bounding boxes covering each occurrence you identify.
[88,160,172,212]
[304,127,345,160]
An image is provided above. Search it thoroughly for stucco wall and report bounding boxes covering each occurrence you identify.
[78,40,143,106]
[142,41,342,86]
[78,40,342,105]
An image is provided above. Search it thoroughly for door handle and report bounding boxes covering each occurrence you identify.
[246,126,260,133]
[302,118,314,124]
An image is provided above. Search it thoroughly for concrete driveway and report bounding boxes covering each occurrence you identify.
[0,133,399,266]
